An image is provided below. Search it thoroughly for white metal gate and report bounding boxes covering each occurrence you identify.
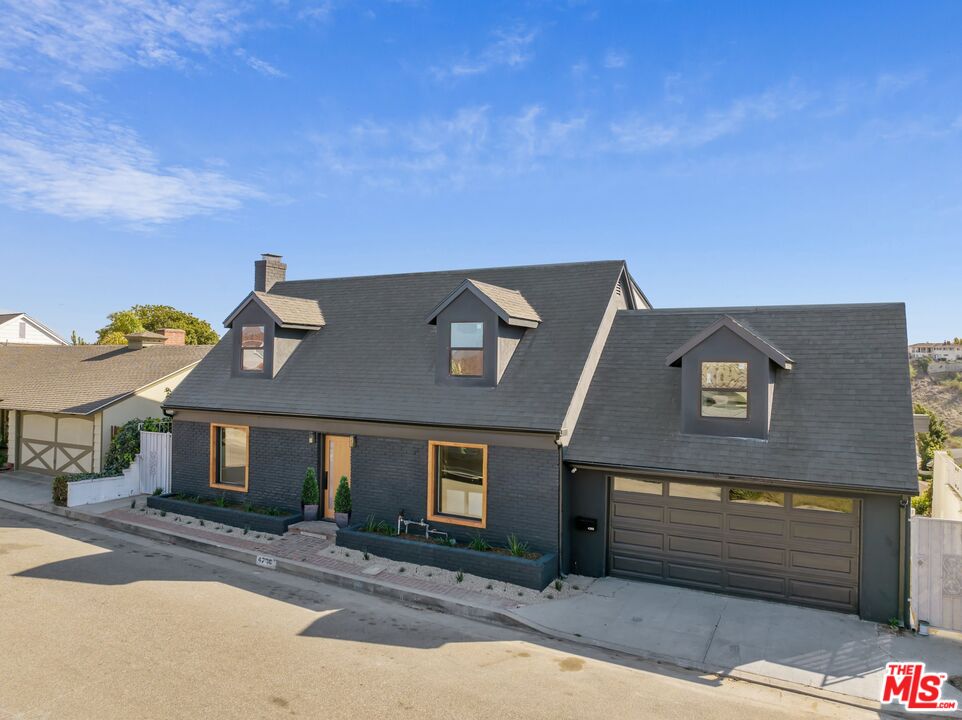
[138,429,172,495]
[911,515,962,631]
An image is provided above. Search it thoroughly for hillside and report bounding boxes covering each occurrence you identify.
[912,373,962,446]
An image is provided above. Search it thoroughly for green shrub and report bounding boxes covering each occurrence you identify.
[915,403,949,468]
[102,417,167,475]
[0,449,7,467]
[912,482,933,517]
[506,534,529,558]
[52,475,69,506]
[334,476,351,513]
[151,487,162,496]
[468,534,490,552]
[302,467,319,505]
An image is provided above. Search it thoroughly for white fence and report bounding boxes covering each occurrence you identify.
[911,515,962,632]
[138,429,172,495]
[66,429,172,507]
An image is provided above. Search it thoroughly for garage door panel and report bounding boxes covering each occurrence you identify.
[608,478,860,613]
[791,550,857,576]
[22,413,55,437]
[789,579,857,608]
[19,412,95,476]
[612,502,663,522]
[611,528,663,550]
[667,562,722,587]
[668,508,722,529]
[728,570,787,597]
[728,514,785,537]
[667,534,722,559]
[791,521,856,546]
[611,554,663,579]
[727,542,785,567]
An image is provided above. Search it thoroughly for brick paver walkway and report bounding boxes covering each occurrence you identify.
[102,508,522,611]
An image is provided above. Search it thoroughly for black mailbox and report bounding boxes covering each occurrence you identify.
[575,516,597,532]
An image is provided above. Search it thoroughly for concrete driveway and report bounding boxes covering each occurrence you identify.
[512,577,962,710]
[0,470,52,506]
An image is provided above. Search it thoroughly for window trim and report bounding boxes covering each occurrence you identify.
[699,360,750,420]
[427,440,487,528]
[449,321,484,378]
[240,324,266,374]
[209,423,250,492]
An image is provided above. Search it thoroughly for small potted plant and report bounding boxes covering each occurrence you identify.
[301,467,319,521]
[333,476,351,528]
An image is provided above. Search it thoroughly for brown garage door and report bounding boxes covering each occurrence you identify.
[608,476,860,613]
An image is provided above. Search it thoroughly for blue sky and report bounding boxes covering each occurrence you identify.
[1,1,960,343]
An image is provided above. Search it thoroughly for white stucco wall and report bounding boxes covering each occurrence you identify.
[933,451,962,521]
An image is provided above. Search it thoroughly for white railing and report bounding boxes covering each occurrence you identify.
[911,514,962,632]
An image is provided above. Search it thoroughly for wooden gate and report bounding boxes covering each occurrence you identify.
[138,429,172,495]
[911,515,962,631]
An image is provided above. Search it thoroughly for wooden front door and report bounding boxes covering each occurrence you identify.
[324,435,351,519]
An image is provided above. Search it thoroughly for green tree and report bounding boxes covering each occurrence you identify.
[96,305,218,345]
[914,403,948,469]
[69,330,87,345]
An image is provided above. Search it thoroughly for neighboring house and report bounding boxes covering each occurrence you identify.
[0,330,210,475]
[0,312,67,345]
[163,254,916,622]
[910,342,962,361]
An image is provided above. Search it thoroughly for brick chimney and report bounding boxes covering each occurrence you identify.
[254,253,286,293]
[159,328,186,345]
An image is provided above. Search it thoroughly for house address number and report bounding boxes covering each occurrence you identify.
[256,555,277,570]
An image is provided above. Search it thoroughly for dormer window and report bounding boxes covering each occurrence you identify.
[241,325,266,372]
[700,361,748,419]
[450,322,484,377]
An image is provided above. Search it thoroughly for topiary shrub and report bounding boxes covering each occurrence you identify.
[302,467,319,505]
[334,476,351,514]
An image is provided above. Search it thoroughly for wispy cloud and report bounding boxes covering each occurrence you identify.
[235,48,286,78]
[0,0,247,80]
[602,49,628,69]
[432,25,537,80]
[608,84,815,152]
[310,83,819,191]
[0,101,262,224]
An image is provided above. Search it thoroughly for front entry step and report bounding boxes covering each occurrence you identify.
[288,520,338,540]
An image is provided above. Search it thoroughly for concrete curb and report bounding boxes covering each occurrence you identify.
[2,497,927,718]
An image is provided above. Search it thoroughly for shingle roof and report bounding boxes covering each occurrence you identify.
[223,291,326,329]
[665,315,793,368]
[566,303,918,493]
[0,313,21,325]
[426,279,541,327]
[167,260,627,431]
[0,344,212,415]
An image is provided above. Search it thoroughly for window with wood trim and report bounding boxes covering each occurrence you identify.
[428,441,487,527]
[449,322,484,376]
[210,424,249,491]
[700,361,748,419]
[241,325,266,372]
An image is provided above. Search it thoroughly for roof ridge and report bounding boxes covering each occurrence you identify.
[620,301,904,315]
[274,259,626,286]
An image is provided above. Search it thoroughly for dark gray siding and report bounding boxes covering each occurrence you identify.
[171,420,317,512]
[352,435,560,554]
[563,468,608,577]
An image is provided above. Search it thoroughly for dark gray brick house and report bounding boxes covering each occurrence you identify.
[164,254,917,622]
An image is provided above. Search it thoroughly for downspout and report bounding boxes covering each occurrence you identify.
[898,495,909,628]
[558,438,565,579]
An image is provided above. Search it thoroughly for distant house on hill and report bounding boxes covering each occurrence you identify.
[909,342,962,362]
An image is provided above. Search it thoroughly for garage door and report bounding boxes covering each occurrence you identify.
[19,413,95,475]
[608,476,860,613]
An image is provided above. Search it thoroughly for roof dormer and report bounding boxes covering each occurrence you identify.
[426,279,540,387]
[223,289,324,379]
[665,315,793,439]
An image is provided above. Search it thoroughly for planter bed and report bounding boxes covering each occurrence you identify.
[146,494,302,535]
[336,526,558,591]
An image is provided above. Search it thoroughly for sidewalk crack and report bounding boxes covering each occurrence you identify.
[702,599,728,664]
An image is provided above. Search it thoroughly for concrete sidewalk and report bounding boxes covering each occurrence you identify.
[0,470,53,506]
[2,490,960,716]
[513,577,962,714]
